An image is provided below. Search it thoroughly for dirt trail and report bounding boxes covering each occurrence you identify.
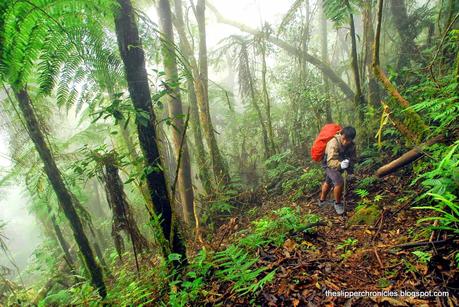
[211,174,458,306]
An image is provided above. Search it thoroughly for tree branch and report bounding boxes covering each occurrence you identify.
[206,1,356,102]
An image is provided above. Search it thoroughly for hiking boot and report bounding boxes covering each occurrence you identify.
[334,201,345,215]
[319,199,332,208]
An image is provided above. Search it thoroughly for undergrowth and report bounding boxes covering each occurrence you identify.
[238,207,320,249]
[166,206,319,306]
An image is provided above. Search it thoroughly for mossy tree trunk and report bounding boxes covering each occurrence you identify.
[101,155,149,257]
[373,0,428,142]
[195,0,231,185]
[14,88,106,298]
[113,0,186,260]
[173,0,213,195]
[49,210,74,270]
[390,0,419,70]
[157,0,195,226]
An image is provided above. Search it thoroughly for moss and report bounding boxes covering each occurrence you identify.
[348,205,381,226]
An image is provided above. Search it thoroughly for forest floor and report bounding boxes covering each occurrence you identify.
[202,172,459,306]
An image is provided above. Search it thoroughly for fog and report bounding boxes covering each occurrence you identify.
[0,0,456,304]
[0,133,42,281]
[0,0,293,282]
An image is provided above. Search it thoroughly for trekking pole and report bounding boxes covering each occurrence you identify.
[343,170,348,209]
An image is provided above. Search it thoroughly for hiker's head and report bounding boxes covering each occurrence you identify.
[340,126,356,146]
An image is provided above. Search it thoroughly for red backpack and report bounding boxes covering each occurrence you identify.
[311,123,342,162]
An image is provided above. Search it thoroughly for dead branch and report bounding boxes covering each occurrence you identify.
[373,248,384,268]
[206,1,356,102]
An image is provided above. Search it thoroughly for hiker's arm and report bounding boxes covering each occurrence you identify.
[347,144,357,174]
[326,139,341,169]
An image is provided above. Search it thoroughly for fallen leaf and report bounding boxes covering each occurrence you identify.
[284,238,296,251]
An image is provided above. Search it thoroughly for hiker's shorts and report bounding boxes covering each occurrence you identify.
[325,168,344,186]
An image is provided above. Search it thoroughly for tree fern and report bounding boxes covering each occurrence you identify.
[322,0,359,27]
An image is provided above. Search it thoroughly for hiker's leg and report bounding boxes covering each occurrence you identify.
[320,170,333,201]
[326,168,344,202]
[334,184,343,203]
[320,181,331,201]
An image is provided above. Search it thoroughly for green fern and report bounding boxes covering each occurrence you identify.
[214,245,273,295]
[413,142,459,235]
[323,0,358,27]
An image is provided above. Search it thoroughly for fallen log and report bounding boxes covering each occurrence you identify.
[375,134,447,178]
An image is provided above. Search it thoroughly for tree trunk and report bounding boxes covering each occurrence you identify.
[157,0,195,226]
[173,0,213,195]
[195,0,231,184]
[102,71,155,211]
[49,211,75,271]
[346,0,365,123]
[260,42,276,155]
[362,3,381,107]
[373,0,428,141]
[113,0,186,260]
[118,120,154,210]
[320,0,333,123]
[91,180,108,219]
[101,155,149,257]
[390,0,419,70]
[14,88,106,298]
[241,44,270,159]
[187,78,213,194]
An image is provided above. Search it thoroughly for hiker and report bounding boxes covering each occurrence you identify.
[318,126,357,215]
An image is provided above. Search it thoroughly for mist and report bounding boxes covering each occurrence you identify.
[0,0,457,305]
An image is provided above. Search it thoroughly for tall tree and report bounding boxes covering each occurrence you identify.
[113,0,186,260]
[13,88,106,298]
[319,0,333,123]
[390,0,419,70]
[100,153,149,259]
[259,39,277,155]
[173,0,213,195]
[345,0,365,123]
[362,2,381,107]
[195,0,231,184]
[48,208,75,271]
[157,0,195,225]
[238,40,270,159]
[373,0,427,141]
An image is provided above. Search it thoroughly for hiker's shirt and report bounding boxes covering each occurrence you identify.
[322,134,356,173]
